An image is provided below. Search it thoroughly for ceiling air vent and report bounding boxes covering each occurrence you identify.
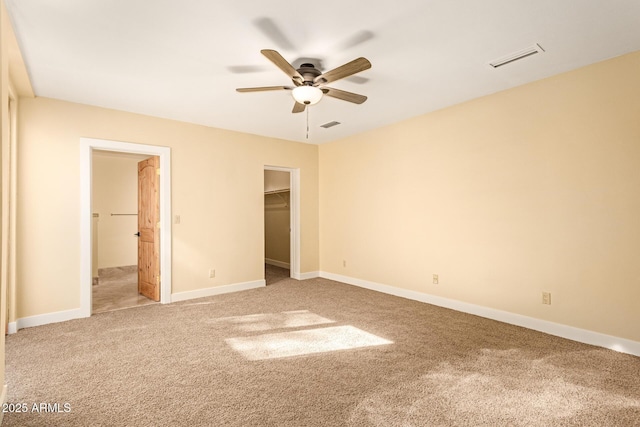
[320,121,341,129]
[489,43,545,68]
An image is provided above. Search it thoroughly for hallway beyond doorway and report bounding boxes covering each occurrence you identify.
[92,266,157,313]
[265,264,290,286]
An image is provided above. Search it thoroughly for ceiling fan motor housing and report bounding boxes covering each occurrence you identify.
[297,64,321,85]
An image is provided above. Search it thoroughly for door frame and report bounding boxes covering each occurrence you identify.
[264,166,300,279]
[80,138,172,317]
[4,85,18,333]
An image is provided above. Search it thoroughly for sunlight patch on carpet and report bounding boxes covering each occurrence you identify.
[209,310,335,332]
[226,325,393,360]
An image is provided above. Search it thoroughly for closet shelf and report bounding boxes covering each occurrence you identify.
[264,188,290,208]
[265,203,288,209]
[264,189,290,195]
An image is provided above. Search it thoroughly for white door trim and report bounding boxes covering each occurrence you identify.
[80,138,172,318]
[264,166,301,280]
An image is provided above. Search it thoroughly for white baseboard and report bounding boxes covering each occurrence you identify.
[265,258,290,269]
[13,308,85,332]
[295,271,320,280]
[9,281,266,332]
[171,279,265,303]
[320,271,640,358]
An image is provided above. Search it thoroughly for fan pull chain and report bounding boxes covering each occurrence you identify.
[306,107,310,140]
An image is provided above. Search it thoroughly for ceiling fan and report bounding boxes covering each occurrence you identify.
[236,49,371,113]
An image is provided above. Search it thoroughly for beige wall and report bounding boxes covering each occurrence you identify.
[92,153,143,269]
[16,97,319,318]
[320,52,640,342]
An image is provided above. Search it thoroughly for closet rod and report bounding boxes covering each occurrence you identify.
[110,213,138,216]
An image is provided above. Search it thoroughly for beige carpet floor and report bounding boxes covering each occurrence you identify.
[4,276,640,426]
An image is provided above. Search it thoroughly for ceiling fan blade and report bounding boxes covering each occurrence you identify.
[322,87,367,104]
[314,57,371,85]
[346,75,369,85]
[261,49,303,84]
[334,30,374,51]
[228,65,268,74]
[254,18,296,51]
[292,102,306,113]
[236,86,292,93]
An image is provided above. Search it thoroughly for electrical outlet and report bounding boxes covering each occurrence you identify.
[209,269,215,279]
[343,260,347,267]
[175,215,181,224]
[433,274,439,285]
[542,292,551,305]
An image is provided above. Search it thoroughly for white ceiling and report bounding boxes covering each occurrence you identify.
[6,1,640,144]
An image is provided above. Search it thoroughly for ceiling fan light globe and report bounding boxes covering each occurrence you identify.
[292,86,323,105]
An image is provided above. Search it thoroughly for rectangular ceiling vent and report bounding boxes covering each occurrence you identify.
[489,43,545,68]
[320,121,341,129]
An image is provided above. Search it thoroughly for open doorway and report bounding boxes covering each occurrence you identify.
[264,169,291,285]
[264,166,300,284]
[91,150,158,313]
[80,138,172,319]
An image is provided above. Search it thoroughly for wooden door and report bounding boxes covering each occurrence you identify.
[138,156,160,301]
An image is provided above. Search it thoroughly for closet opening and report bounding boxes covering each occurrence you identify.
[264,166,300,284]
